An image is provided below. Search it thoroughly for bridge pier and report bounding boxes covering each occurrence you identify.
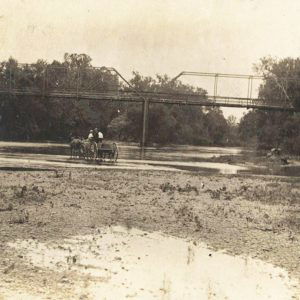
[141,99,149,148]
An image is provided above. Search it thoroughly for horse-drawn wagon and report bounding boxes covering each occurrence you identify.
[97,142,119,162]
[70,139,118,163]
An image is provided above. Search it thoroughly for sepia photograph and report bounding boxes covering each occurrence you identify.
[0,0,299,299]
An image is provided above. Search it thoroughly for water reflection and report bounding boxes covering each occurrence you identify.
[132,145,243,162]
[8,226,298,300]
[0,141,243,162]
[1,141,300,176]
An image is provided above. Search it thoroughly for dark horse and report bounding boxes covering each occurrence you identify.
[70,138,84,158]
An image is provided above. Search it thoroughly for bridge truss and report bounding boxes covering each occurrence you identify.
[0,64,297,146]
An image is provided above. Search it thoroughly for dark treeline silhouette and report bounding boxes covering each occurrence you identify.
[238,57,300,154]
[0,54,120,141]
[0,53,237,146]
[5,53,300,154]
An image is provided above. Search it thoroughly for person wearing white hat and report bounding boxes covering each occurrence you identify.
[98,131,103,142]
[88,129,93,140]
[97,130,104,154]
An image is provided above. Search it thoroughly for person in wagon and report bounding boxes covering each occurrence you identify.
[86,128,98,156]
[98,130,103,143]
[92,127,102,149]
[93,128,99,144]
[88,129,96,152]
[88,130,94,140]
[97,130,104,152]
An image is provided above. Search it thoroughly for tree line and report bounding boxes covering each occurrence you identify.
[238,57,300,154]
[0,53,299,153]
[0,53,236,146]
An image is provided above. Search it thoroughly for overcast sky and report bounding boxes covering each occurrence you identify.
[1,0,300,119]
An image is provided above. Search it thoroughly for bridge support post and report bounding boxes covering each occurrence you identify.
[141,99,149,148]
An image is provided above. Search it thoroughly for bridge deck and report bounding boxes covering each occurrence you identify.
[0,88,295,111]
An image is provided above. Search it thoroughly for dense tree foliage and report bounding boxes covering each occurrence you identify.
[0,54,121,141]
[238,57,300,154]
[108,72,233,145]
[0,54,234,146]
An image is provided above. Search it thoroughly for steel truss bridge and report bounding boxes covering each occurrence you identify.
[0,89,295,111]
[0,64,297,146]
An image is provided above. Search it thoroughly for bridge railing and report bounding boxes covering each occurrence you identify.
[0,64,296,110]
[1,64,121,95]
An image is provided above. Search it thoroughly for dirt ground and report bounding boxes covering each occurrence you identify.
[0,167,299,299]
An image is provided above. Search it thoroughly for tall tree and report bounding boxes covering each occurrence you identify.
[238,56,300,153]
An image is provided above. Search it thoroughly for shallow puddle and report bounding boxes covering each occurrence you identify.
[8,226,298,300]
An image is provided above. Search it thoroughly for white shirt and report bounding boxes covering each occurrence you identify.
[98,132,103,139]
[88,133,93,139]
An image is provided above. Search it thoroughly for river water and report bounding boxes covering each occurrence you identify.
[0,141,242,160]
[0,141,299,176]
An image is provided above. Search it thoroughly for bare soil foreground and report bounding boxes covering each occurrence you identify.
[0,167,300,299]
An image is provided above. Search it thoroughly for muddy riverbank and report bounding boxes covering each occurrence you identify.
[0,167,299,299]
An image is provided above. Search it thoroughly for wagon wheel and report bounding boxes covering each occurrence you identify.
[86,149,93,161]
[111,143,119,163]
[84,142,97,162]
[97,149,105,163]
